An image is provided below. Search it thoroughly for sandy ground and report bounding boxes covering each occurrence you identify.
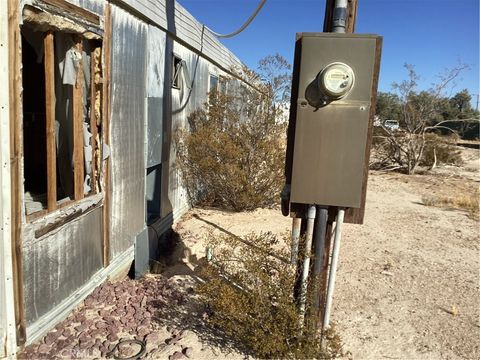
[171,147,479,359]
[21,147,479,359]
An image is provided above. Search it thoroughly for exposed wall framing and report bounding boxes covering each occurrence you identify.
[8,0,26,346]
[73,36,85,201]
[44,31,56,212]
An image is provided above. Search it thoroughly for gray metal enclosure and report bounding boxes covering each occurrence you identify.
[291,33,381,208]
[1,0,258,351]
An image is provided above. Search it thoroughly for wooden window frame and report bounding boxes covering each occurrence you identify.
[22,10,104,222]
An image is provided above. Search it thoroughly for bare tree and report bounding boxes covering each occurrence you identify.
[374,63,477,174]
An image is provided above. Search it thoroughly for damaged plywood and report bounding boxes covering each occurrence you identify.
[22,6,101,39]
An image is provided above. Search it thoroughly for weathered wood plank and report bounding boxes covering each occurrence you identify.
[42,0,100,25]
[73,37,85,201]
[8,0,26,345]
[44,31,57,212]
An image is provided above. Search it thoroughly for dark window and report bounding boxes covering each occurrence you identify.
[172,55,182,89]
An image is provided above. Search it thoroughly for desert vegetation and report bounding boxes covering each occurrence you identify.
[372,64,479,174]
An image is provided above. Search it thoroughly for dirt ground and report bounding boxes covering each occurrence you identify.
[171,147,479,359]
[22,147,478,359]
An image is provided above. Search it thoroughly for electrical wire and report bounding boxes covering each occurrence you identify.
[206,0,267,38]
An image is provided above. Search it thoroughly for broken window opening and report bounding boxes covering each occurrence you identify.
[219,76,228,95]
[21,23,104,219]
[172,55,182,89]
[208,73,219,105]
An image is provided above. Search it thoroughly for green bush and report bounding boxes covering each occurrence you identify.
[421,133,463,167]
[197,231,342,359]
[176,88,286,211]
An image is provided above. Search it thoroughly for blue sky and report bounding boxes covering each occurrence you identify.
[180,0,479,104]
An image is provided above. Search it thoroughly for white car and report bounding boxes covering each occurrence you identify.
[384,119,400,131]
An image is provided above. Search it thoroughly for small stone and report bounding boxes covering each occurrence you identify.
[183,347,193,358]
[76,314,87,323]
[74,324,86,332]
[169,351,184,360]
[137,326,150,338]
[144,332,159,344]
[99,309,110,318]
[62,329,71,338]
[78,332,89,342]
[99,346,107,356]
[107,333,118,342]
[38,344,50,354]
[134,313,145,321]
[84,297,95,307]
[44,334,55,345]
[95,321,108,329]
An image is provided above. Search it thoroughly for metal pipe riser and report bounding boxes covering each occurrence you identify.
[323,208,345,330]
[298,205,316,326]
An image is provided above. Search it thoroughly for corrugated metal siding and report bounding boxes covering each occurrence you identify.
[146,25,166,167]
[167,41,220,217]
[119,0,168,28]
[69,0,104,15]
[23,208,103,325]
[109,4,148,259]
[116,0,246,74]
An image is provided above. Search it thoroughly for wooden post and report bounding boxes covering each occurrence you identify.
[102,4,112,267]
[44,31,57,211]
[73,36,84,200]
[8,0,26,345]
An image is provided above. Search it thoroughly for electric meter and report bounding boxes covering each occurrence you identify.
[318,62,355,99]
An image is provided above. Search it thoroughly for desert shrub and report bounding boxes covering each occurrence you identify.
[176,88,286,211]
[371,132,463,171]
[197,232,342,359]
[423,187,479,220]
[420,133,463,167]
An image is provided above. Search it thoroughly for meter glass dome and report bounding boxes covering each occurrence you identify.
[319,62,355,99]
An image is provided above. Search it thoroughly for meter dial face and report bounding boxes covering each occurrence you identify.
[318,62,355,99]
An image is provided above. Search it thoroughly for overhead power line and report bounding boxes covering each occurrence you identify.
[206,0,267,38]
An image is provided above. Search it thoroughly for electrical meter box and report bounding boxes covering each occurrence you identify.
[290,33,382,208]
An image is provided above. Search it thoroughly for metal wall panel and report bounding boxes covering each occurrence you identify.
[167,41,215,217]
[146,25,166,167]
[109,5,148,259]
[23,208,103,325]
[116,0,246,75]
[72,0,104,15]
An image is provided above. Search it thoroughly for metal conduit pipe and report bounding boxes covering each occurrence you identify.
[323,208,345,329]
[332,0,348,33]
[290,217,302,265]
[298,205,316,327]
[312,206,328,309]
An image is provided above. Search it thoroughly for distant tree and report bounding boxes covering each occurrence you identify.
[375,92,402,122]
[449,89,474,118]
[257,53,292,105]
[373,63,478,174]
